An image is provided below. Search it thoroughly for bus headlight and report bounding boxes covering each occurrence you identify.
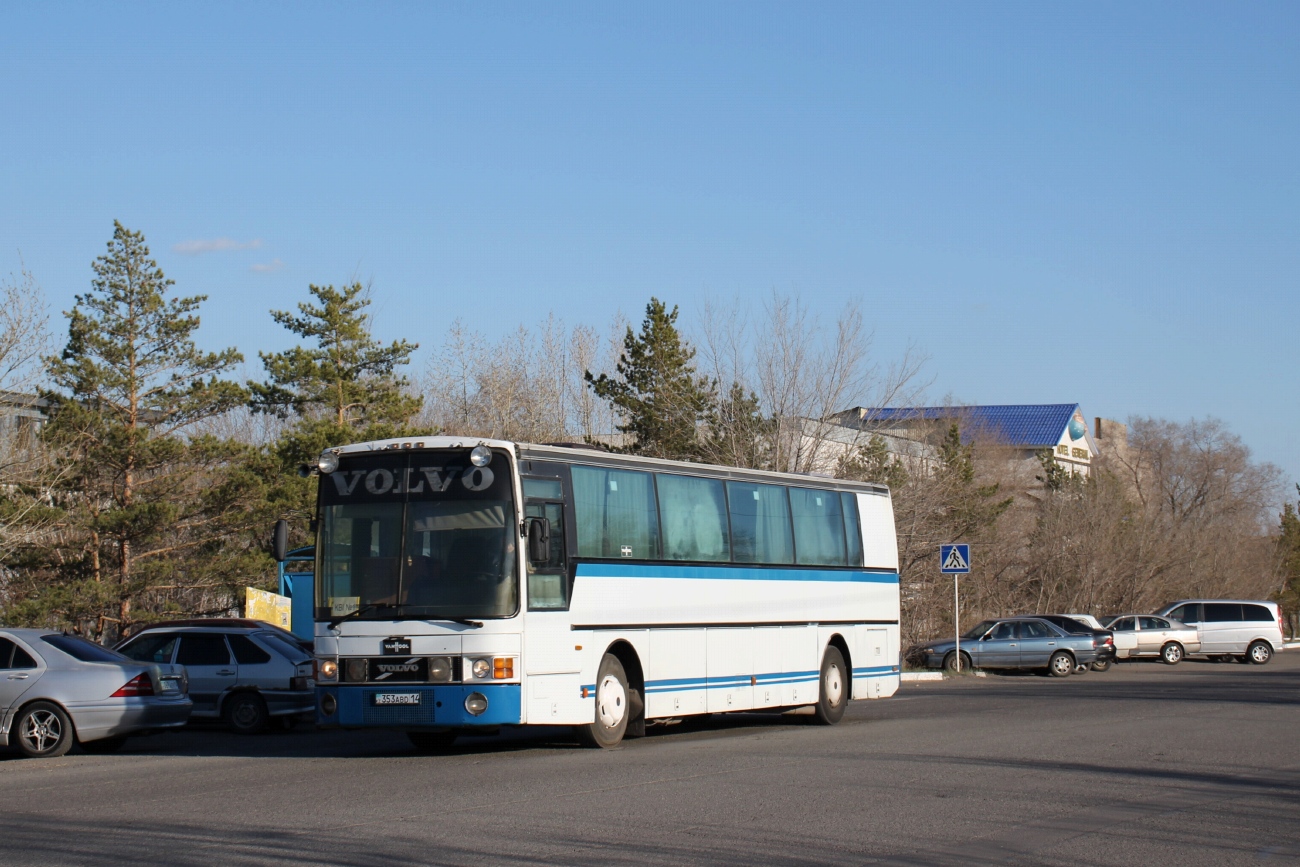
[465,692,488,715]
[344,658,369,683]
[317,659,338,681]
[470,658,490,679]
[318,451,340,474]
[470,445,492,467]
[429,656,453,683]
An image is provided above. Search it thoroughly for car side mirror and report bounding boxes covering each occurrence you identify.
[272,519,289,563]
[526,517,551,564]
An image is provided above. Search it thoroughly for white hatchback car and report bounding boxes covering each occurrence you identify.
[1155,600,1285,664]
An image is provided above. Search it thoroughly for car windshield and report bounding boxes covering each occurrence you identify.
[41,634,131,663]
[962,620,996,639]
[316,449,519,621]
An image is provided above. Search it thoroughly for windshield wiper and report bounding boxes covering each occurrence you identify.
[328,603,393,628]
[439,616,483,628]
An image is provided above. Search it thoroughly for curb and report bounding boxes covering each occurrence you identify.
[901,672,943,682]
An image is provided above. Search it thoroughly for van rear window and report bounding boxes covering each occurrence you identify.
[1243,604,1274,622]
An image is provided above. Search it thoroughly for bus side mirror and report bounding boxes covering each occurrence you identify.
[526,517,551,564]
[272,519,289,563]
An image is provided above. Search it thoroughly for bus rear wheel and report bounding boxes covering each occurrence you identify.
[812,646,847,725]
[576,653,630,749]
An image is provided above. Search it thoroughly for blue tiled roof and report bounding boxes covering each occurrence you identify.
[858,404,1082,448]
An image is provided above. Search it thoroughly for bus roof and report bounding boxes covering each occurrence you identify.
[323,436,890,496]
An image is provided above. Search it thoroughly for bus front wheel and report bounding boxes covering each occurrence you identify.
[813,646,848,726]
[577,653,630,749]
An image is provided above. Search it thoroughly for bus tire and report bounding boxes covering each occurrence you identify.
[812,646,848,726]
[576,653,630,749]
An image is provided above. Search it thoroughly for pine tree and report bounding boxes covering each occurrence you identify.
[836,434,909,491]
[34,221,249,637]
[251,282,426,525]
[584,298,715,461]
[699,382,776,470]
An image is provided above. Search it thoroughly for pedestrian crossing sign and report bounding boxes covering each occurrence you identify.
[940,544,971,573]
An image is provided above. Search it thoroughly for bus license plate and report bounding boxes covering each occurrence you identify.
[373,693,421,706]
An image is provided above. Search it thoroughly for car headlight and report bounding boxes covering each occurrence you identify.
[318,659,338,681]
[471,658,490,679]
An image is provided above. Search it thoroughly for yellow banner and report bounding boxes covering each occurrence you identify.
[245,586,292,630]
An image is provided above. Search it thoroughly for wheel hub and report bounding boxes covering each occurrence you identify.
[825,663,844,706]
[596,674,627,728]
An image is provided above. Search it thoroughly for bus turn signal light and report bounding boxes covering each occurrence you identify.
[493,657,513,679]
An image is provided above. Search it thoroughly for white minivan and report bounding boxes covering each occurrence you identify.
[1155,600,1285,664]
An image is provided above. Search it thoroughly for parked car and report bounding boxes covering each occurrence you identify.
[119,618,313,654]
[1101,614,1200,664]
[912,617,1100,677]
[115,623,314,734]
[1,628,191,758]
[1036,615,1116,671]
[1154,600,1285,665]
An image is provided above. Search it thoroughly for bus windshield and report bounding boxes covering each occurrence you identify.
[315,449,518,621]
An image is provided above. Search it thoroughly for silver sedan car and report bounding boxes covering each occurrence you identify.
[1102,614,1201,664]
[1,629,192,758]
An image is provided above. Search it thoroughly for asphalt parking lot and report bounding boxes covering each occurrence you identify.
[3,652,1299,866]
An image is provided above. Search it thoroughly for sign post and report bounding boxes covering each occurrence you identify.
[939,544,971,672]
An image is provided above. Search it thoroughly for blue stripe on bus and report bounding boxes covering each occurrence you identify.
[575,563,899,583]
[582,666,899,695]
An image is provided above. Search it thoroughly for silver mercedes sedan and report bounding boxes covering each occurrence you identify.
[1,628,192,758]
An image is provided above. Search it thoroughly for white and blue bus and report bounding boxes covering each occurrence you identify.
[301,436,900,749]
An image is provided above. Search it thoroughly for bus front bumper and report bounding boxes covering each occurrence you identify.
[316,684,522,729]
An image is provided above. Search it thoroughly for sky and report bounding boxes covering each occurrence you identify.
[2,3,1298,492]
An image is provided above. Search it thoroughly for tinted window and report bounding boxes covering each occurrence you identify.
[841,492,863,567]
[572,466,660,559]
[523,478,563,499]
[1021,621,1053,638]
[229,634,273,665]
[1053,618,1090,634]
[1169,604,1200,623]
[1243,604,1274,622]
[119,633,179,664]
[790,487,847,567]
[41,634,130,663]
[177,634,232,666]
[1110,617,1135,631]
[657,474,730,562]
[0,637,15,668]
[12,645,36,669]
[727,482,794,565]
[258,633,312,663]
[1204,603,1243,623]
[989,622,1017,640]
[1139,617,1166,630]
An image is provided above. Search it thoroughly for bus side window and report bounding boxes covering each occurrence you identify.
[525,499,568,610]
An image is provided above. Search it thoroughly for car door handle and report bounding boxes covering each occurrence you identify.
[216,669,235,676]
[8,673,30,680]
